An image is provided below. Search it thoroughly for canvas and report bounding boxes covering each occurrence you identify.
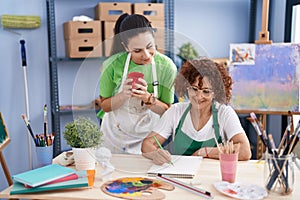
[229,43,300,112]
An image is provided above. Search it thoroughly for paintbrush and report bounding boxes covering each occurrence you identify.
[249,112,273,154]
[44,104,48,146]
[278,117,291,155]
[21,114,37,145]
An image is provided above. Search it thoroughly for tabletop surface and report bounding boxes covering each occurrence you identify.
[0,154,299,200]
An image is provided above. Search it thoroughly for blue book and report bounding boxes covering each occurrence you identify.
[12,164,76,187]
[10,173,88,194]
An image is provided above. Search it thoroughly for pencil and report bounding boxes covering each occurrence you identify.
[157,174,213,199]
[153,135,174,166]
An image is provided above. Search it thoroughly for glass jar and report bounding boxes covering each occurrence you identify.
[264,152,295,195]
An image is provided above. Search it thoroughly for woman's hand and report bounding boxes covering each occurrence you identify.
[100,78,133,112]
[131,78,151,102]
[142,149,171,165]
[121,78,135,99]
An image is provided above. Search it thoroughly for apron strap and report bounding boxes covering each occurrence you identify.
[119,52,131,93]
[151,58,158,98]
[212,101,222,144]
[173,104,191,141]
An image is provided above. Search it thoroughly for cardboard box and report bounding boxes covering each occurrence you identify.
[103,21,115,40]
[65,38,102,58]
[63,21,101,40]
[95,2,132,21]
[155,37,165,54]
[102,21,115,57]
[133,3,164,21]
[151,20,165,39]
[151,20,165,54]
[103,38,114,57]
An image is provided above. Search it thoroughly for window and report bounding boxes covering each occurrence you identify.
[291,4,300,42]
[284,0,300,42]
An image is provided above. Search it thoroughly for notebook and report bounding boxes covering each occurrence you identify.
[24,173,79,188]
[12,164,76,187]
[147,155,202,179]
[10,171,88,194]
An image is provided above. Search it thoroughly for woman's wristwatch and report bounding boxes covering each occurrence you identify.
[144,93,157,105]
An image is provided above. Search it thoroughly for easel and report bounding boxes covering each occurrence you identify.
[255,0,272,44]
[0,113,13,186]
[239,0,270,158]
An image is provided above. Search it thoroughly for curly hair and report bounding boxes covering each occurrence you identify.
[175,58,233,104]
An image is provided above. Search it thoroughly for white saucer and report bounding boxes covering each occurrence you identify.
[213,181,268,200]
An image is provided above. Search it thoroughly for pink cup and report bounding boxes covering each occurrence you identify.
[128,72,144,89]
[219,153,238,183]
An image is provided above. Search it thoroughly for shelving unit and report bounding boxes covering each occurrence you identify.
[46,0,175,156]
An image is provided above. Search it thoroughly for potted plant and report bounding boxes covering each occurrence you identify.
[177,42,199,63]
[63,117,103,170]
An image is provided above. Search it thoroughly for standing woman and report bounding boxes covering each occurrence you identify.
[98,14,177,154]
[142,58,251,164]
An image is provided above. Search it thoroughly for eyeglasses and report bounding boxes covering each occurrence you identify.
[187,86,213,97]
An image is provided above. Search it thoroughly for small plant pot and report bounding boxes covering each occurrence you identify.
[72,147,96,170]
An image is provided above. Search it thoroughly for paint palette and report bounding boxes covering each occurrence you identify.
[101,177,174,200]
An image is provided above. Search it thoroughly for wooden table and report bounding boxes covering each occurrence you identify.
[0,154,299,199]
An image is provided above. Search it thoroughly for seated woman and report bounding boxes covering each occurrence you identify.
[141,57,251,164]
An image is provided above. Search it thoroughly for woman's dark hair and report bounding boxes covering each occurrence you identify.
[110,14,153,55]
[175,57,233,104]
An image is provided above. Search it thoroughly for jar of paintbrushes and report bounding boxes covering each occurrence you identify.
[264,152,295,195]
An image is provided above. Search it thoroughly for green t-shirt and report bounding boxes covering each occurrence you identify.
[97,51,177,118]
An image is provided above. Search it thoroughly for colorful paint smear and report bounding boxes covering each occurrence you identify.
[105,177,162,197]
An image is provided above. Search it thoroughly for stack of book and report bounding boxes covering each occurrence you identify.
[10,164,88,194]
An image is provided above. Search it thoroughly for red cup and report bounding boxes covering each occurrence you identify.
[219,153,238,183]
[128,72,144,89]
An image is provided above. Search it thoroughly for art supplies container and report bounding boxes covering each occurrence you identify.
[264,152,295,195]
[36,145,53,168]
[219,153,238,183]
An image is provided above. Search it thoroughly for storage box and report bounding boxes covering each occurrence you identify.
[103,38,114,57]
[151,20,165,54]
[155,37,165,54]
[63,21,101,39]
[102,21,116,57]
[133,3,164,21]
[65,38,102,58]
[103,21,115,40]
[95,2,132,21]
[151,20,165,39]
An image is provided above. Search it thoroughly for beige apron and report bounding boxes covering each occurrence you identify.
[101,53,160,154]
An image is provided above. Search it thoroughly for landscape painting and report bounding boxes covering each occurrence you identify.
[229,43,300,112]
